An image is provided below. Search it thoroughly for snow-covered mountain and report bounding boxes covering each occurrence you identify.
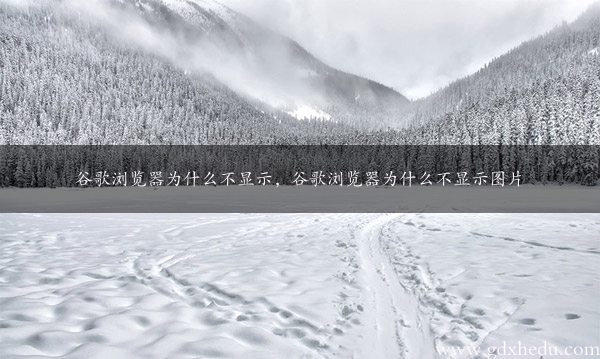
[400,2,600,130]
[1,0,598,145]
[115,0,409,126]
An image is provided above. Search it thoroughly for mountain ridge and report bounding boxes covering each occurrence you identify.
[0,0,598,147]
[117,0,410,126]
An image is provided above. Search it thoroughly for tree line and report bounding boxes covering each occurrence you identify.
[0,146,597,187]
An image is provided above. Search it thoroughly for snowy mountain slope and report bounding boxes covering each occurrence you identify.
[377,2,600,145]
[117,0,409,127]
[1,0,598,144]
[0,0,362,144]
[401,2,600,129]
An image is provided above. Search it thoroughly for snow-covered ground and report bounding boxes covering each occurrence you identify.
[287,106,333,122]
[0,214,598,358]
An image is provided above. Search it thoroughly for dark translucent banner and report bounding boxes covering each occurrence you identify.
[0,145,598,212]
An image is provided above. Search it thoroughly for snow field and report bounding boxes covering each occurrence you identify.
[0,213,598,358]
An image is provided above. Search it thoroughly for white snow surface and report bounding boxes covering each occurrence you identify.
[159,0,247,42]
[0,214,598,359]
[287,106,333,121]
[160,0,230,19]
[588,47,599,56]
[157,0,213,28]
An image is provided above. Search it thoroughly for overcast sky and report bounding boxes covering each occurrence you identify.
[221,0,596,99]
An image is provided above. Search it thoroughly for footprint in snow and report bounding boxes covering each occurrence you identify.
[518,318,536,325]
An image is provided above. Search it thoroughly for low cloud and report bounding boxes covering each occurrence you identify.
[55,0,320,109]
[223,0,596,99]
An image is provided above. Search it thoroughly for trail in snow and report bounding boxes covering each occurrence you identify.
[355,214,437,359]
[0,213,598,359]
[378,214,600,359]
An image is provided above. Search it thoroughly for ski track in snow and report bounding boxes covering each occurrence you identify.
[0,213,598,358]
[355,214,437,359]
